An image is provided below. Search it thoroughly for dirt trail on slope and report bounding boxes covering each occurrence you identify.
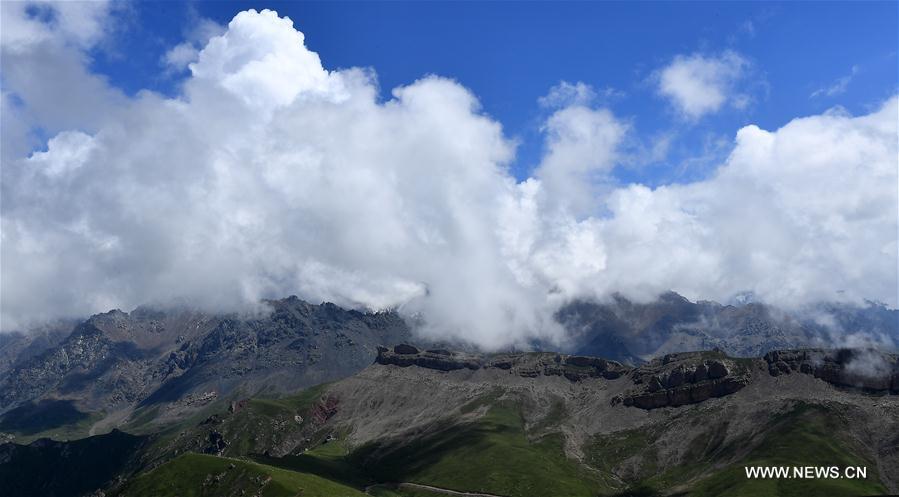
[366,482,509,497]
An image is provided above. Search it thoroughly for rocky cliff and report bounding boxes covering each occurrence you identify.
[0,298,414,435]
[619,351,750,409]
[764,348,899,393]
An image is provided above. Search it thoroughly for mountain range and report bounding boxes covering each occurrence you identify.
[1,294,897,497]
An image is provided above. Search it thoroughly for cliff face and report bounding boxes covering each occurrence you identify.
[374,345,897,411]
[375,344,629,380]
[0,298,413,432]
[764,348,899,393]
[619,352,750,409]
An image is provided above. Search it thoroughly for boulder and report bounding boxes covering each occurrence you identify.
[393,344,420,355]
[667,367,686,388]
[692,363,708,382]
[707,360,729,379]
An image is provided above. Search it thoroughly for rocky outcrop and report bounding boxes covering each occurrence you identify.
[376,346,482,371]
[376,348,630,381]
[764,349,899,393]
[309,396,339,424]
[621,352,749,409]
[393,344,420,355]
[535,354,629,381]
[203,430,227,455]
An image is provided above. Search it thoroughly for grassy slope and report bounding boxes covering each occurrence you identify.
[585,402,888,497]
[256,438,373,488]
[175,388,613,497]
[12,383,887,497]
[686,404,887,497]
[132,383,333,469]
[205,392,889,497]
[0,399,104,444]
[118,453,367,497]
[257,443,444,496]
[3,411,104,444]
[366,484,493,497]
[350,403,611,497]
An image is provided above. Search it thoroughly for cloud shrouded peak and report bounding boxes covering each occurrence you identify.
[1,9,896,350]
[656,51,749,120]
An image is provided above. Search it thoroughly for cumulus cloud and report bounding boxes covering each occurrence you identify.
[0,0,113,51]
[0,0,127,162]
[1,9,896,350]
[535,104,628,216]
[163,17,226,72]
[592,101,898,306]
[656,51,750,120]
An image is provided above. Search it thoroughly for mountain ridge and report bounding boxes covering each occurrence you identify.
[2,343,896,497]
[0,294,895,446]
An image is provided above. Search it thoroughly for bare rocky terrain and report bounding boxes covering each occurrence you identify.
[125,344,898,497]
[0,297,414,438]
[1,297,897,497]
[2,292,894,442]
[328,346,898,467]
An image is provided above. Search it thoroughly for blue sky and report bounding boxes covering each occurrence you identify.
[92,1,898,184]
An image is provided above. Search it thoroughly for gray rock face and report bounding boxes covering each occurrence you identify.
[0,325,72,378]
[544,355,629,381]
[377,348,481,371]
[376,347,630,382]
[621,353,749,409]
[0,298,414,419]
[393,344,420,355]
[764,348,899,393]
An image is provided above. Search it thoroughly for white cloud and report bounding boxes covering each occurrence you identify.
[535,102,628,216]
[187,10,345,112]
[26,130,97,177]
[810,65,859,98]
[2,9,896,351]
[656,51,749,120]
[0,0,127,152]
[592,98,898,306]
[539,81,596,108]
[0,0,113,52]
[162,17,225,71]
[539,81,624,109]
[163,42,199,71]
